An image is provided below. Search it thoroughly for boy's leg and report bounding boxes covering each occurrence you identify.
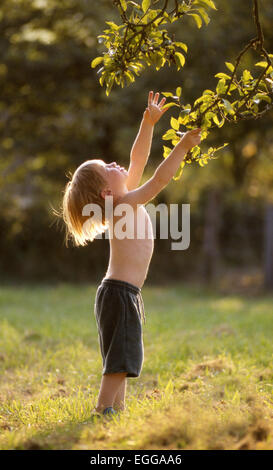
[95,372,127,413]
[113,377,127,411]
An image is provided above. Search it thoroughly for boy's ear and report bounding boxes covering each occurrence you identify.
[101,188,112,199]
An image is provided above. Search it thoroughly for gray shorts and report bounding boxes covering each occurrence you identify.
[94,278,145,378]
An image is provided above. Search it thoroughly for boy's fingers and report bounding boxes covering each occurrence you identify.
[159,97,166,108]
[153,92,159,104]
[148,91,153,106]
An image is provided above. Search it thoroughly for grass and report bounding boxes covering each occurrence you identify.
[0,283,272,450]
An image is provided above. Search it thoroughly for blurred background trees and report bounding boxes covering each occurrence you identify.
[0,0,272,290]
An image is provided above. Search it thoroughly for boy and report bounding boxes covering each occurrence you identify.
[62,91,201,416]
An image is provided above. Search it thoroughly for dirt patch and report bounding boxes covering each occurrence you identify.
[194,359,231,373]
[251,422,270,441]
[177,381,205,394]
[21,439,45,450]
[0,422,12,431]
[23,332,42,342]
[50,388,67,399]
[186,358,233,380]
[211,324,236,337]
[235,420,271,450]
[142,414,193,449]
[57,377,66,386]
[256,368,273,382]
[144,389,162,401]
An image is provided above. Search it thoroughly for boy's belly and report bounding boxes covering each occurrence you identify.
[106,206,154,288]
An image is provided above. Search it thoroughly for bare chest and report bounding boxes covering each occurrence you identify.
[109,205,153,241]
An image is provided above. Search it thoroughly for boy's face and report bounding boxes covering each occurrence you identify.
[92,159,128,196]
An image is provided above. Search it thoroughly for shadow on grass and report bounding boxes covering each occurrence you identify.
[13,414,105,450]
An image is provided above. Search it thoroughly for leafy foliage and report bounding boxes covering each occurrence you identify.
[91,0,217,95]
[92,0,273,178]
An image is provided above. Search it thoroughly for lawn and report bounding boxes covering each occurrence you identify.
[0,283,272,450]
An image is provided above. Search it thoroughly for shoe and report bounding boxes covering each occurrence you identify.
[102,407,117,416]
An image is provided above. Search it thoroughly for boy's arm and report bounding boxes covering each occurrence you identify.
[119,129,201,206]
[126,91,167,191]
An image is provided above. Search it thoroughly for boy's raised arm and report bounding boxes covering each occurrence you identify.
[126,91,167,191]
[120,128,202,207]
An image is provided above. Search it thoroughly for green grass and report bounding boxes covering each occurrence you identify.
[0,283,272,450]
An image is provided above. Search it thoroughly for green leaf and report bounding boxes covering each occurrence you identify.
[212,114,225,127]
[203,89,214,95]
[125,71,135,84]
[212,114,220,125]
[242,69,253,83]
[203,111,215,126]
[91,56,104,68]
[193,0,217,10]
[255,61,269,68]
[142,0,151,13]
[176,87,182,98]
[179,115,190,126]
[149,52,165,70]
[161,102,180,110]
[99,74,105,87]
[194,94,213,106]
[162,129,178,140]
[188,13,202,28]
[181,104,192,113]
[214,143,229,153]
[171,137,181,146]
[174,52,185,70]
[162,92,174,98]
[162,11,172,23]
[173,161,185,181]
[196,7,210,25]
[163,146,172,159]
[215,73,231,80]
[105,21,119,30]
[174,42,188,53]
[253,93,271,104]
[225,62,235,73]
[120,0,127,11]
[222,99,234,114]
[128,1,141,8]
[191,146,201,159]
[105,74,115,96]
[266,77,273,86]
[216,78,227,95]
[171,117,180,130]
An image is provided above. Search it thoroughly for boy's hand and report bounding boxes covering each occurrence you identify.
[144,91,168,125]
[180,128,202,152]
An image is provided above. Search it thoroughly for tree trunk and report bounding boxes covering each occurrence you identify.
[202,188,222,282]
[264,202,273,290]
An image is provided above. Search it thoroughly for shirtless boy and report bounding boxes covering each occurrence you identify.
[62,91,201,416]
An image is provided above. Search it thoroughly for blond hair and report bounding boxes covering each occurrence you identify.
[61,160,108,246]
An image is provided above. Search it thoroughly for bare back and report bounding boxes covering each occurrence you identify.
[105,205,154,288]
